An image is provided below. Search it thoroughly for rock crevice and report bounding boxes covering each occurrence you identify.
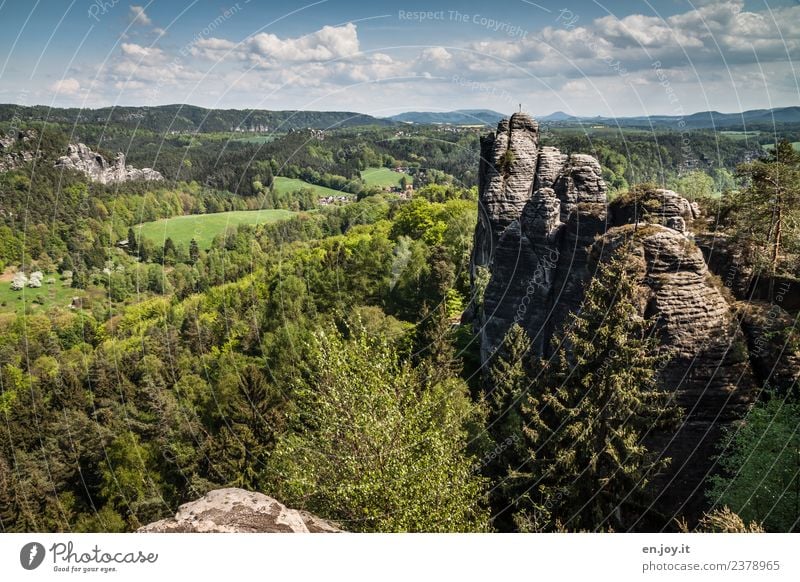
[469,112,757,524]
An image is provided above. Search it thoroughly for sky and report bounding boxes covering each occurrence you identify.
[0,0,798,118]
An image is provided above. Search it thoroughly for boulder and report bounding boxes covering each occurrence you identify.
[139,488,341,533]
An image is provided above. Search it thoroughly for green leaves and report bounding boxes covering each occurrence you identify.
[509,251,678,531]
[708,394,800,532]
[269,325,488,532]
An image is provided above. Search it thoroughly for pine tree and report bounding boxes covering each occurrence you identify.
[163,237,177,265]
[189,238,200,265]
[485,323,533,529]
[732,140,800,297]
[127,227,138,256]
[511,250,679,532]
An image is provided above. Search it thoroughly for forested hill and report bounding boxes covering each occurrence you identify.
[0,104,393,133]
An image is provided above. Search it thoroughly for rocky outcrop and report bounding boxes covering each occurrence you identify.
[469,112,758,526]
[472,113,540,271]
[139,488,341,533]
[0,130,37,172]
[738,302,800,395]
[610,188,698,234]
[471,115,610,359]
[695,233,800,310]
[589,225,756,523]
[55,143,163,184]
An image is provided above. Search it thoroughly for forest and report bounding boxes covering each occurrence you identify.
[0,117,797,533]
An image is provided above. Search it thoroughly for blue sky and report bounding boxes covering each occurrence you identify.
[0,0,798,117]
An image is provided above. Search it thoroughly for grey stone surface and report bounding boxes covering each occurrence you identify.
[139,488,341,533]
[56,143,164,184]
[469,112,758,524]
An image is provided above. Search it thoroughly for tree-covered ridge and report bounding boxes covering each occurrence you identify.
[0,116,797,533]
[0,104,393,133]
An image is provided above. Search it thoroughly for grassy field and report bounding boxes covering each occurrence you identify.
[361,167,404,188]
[271,176,348,197]
[720,130,761,139]
[137,209,295,248]
[232,134,278,144]
[0,272,80,314]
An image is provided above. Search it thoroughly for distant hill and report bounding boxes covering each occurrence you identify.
[388,109,505,126]
[538,106,800,129]
[538,111,575,122]
[0,104,393,133]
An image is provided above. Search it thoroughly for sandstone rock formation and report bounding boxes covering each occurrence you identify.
[0,130,37,172]
[55,143,163,184]
[139,488,341,533]
[472,113,540,271]
[471,115,610,359]
[589,225,756,522]
[610,187,698,234]
[469,112,757,525]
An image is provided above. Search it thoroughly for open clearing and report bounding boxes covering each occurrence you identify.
[137,209,295,248]
[361,167,404,188]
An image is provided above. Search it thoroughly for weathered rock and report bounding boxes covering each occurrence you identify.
[472,113,540,271]
[738,302,800,394]
[474,133,610,358]
[533,146,566,190]
[589,225,756,524]
[138,488,341,533]
[0,130,37,172]
[55,143,163,184]
[611,188,694,233]
[468,111,758,527]
[695,233,800,310]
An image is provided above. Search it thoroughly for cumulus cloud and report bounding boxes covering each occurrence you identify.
[129,5,152,26]
[49,78,81,95]
[121,42,165,60]
[194,23,361,68]
[80,2,800,114]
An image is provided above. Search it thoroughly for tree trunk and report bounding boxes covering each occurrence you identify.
[770,202,782,302]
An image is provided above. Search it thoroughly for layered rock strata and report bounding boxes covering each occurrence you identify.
[469,112,757,525]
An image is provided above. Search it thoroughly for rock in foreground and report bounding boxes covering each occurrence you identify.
[139,488,341,533]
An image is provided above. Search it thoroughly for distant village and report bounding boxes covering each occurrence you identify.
[317,166,414,206]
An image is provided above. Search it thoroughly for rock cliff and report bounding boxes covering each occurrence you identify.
[469,112,757,525]
[55,143,163,184]
[139,488,341,533]
[0,130,37,172]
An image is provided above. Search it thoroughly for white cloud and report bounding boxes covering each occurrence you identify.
[49,78,81,95]
[194,23,361,67]
[121,42,165,60]
[129,5,152,26]
[73,3,800,114]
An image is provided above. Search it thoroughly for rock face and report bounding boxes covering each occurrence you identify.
[0,130,37,172]
[139,488,341,533]
[55,143,163,184]
[469,112,757,525]
[472,113,540,271]
[471,116,610,359]
[589,225,756,523]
